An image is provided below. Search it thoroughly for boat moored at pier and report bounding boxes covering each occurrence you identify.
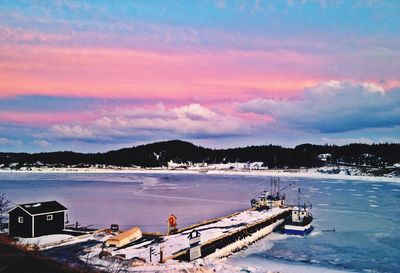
[251,178,295,209]
[284,188,313,235]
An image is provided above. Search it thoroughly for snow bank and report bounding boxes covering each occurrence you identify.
[18,234,74,246]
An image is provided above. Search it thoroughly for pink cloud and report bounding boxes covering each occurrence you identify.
[0,45,323,102]
[48,124,95,139]
[33,139,52,148]
[1,32,397,113]
[0,111,95,127]
[43,103,257,142]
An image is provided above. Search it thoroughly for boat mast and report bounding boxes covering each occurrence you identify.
[298,188,301,207]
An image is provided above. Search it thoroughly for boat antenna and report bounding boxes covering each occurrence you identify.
[298,188,301,207]
[297,188,313,208]
[278,179,280,195]
[270,178,273,194]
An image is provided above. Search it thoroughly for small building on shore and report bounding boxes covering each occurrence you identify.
[8,201,68,238]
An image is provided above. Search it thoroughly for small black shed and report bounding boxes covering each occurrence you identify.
[8,201,68,238]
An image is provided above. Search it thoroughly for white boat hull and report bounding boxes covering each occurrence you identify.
[284,222,313,235]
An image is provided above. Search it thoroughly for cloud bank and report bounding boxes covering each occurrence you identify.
[240,81,400,133]
[44,103,252,143]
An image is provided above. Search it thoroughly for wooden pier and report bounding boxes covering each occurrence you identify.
[97,207,293,263]
[41,207,293,265]
[167,207,291,261]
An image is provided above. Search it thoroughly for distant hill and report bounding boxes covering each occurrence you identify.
[1,140,400,169]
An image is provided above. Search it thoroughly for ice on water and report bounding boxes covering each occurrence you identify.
[1,172,399,272]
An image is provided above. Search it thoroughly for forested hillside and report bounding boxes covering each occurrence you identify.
[1,140,400,169]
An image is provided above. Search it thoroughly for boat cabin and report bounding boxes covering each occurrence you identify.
[291,206,309,222]
[251,190,285,209]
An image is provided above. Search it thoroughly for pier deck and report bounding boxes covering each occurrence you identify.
[102,207,291,262]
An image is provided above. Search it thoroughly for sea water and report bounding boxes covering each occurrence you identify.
[0,172,399,272]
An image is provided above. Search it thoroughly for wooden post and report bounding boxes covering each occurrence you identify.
[149,247,153,263]
[159,246,164,263]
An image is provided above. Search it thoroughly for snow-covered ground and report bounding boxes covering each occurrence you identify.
[2,164,399,183]
[28,208,289,272]
[17,231,113,250]
[83,207,289,264]
[15,230,353,273]
[18,234,74,247]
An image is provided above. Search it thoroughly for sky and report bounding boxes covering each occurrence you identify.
[0,0,400,153]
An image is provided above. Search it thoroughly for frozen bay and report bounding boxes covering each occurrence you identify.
[1,172,399,272]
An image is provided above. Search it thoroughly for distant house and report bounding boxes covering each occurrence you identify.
[8,201,68,238]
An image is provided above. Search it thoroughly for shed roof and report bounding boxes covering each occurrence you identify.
[11,200,67,215]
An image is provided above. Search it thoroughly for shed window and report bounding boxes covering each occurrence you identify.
[46,214,53,221]
[18,216,24,223]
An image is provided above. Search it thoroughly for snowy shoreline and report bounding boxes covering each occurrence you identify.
[1,166,399,183]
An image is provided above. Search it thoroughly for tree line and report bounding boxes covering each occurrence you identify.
[1,140,400,168]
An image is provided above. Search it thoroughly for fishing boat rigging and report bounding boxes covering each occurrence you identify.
[283,188,314,235]
[250,178,295,209]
